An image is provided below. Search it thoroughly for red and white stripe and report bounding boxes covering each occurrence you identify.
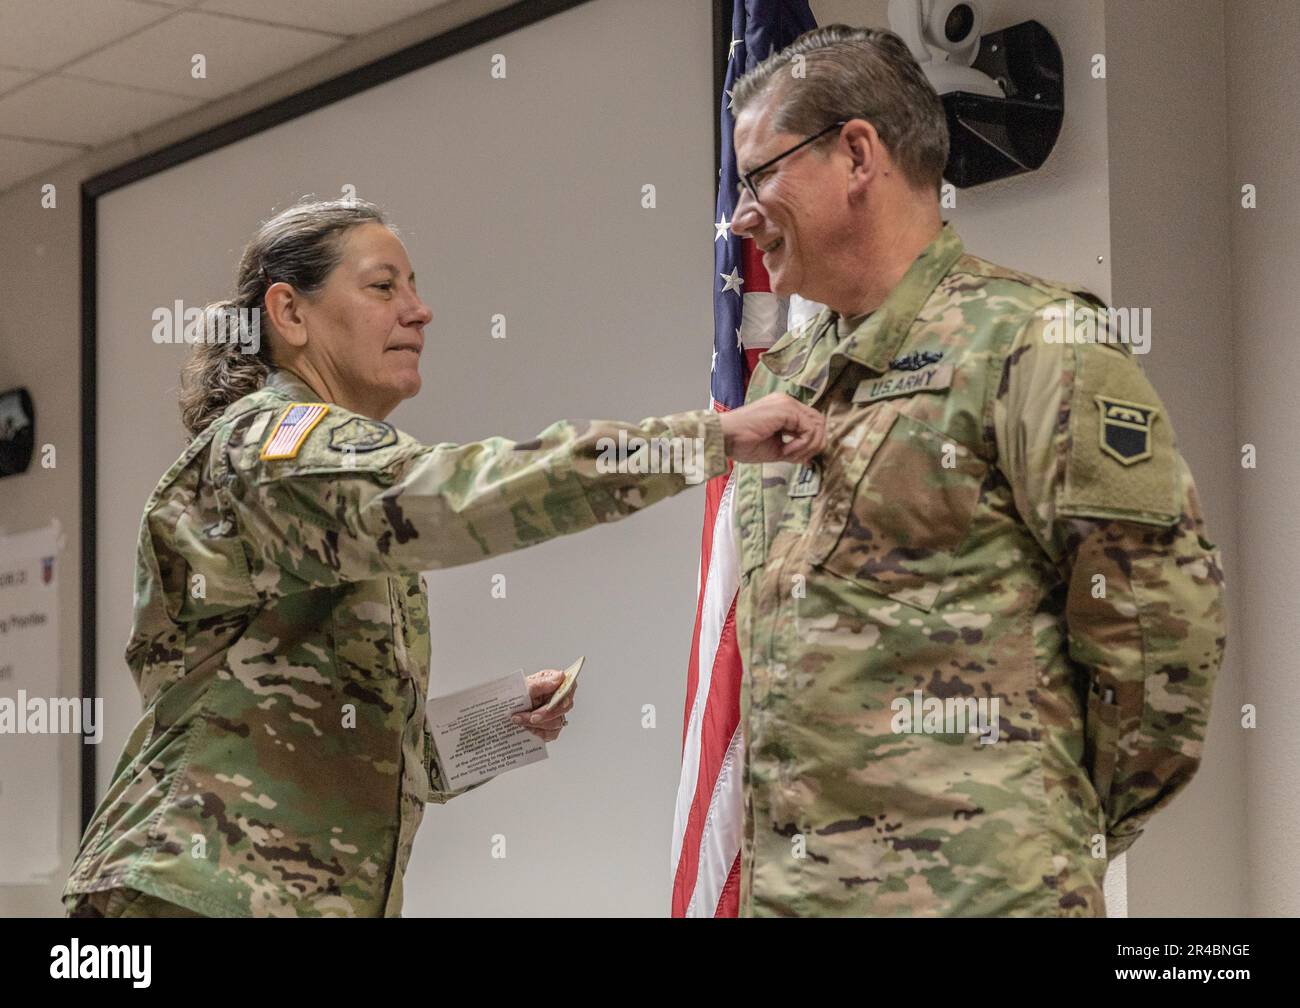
[671,234,823,917]
[673,240,813,917]
[671,456,747,917]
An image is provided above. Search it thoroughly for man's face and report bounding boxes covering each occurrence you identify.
[731,94,845,299]
[301,222,431,412]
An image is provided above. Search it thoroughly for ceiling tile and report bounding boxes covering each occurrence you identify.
[0,74,199,145]
[60,9,342,100]
[0,135,80,190]
[197,0,451,36]
[0,0,169,72]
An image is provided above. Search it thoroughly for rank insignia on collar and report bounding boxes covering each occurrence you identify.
[888,349,944,372]
[1095,395,1158,465]
[789,461,821,497]
[328,416,398,453]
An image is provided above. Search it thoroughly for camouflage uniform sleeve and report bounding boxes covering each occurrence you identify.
[231,406,725,594]
[992,300,1226,857]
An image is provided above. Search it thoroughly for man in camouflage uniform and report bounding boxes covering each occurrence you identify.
[63,366,822,917]
[727,26,1225,916]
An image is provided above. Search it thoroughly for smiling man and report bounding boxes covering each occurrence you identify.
[726,25,1225,917]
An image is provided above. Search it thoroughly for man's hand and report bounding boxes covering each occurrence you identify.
[512,669,576,742]
[718,392,825,464]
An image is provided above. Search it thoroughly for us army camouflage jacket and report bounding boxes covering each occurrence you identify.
[734,223,1225,917]
[64,368,724,917]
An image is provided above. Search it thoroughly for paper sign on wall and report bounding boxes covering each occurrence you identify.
[0,521,65,885]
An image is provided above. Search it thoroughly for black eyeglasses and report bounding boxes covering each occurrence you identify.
[736,119,849,201]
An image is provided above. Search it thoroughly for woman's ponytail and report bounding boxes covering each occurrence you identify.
[178,300,271,437]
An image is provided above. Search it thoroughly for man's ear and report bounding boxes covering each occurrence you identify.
[843,118,882,196]
[264,282,307,349]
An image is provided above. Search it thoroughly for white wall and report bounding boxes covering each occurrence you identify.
[1223,0,1300,918]
[1103,0,1247,917]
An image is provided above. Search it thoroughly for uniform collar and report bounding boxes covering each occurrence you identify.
[829,221,963,376]
[265,367,326,402]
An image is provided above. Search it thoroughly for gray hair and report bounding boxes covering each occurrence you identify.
[178,196,387,437]
[731,24,948,194]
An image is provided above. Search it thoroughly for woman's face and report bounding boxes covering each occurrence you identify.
[289,222,433,418]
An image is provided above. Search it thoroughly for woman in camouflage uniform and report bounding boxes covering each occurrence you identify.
[63,198,823,917]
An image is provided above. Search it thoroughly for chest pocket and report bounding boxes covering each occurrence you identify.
[808,401,986,612]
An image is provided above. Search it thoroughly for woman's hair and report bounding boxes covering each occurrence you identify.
[178,196,387,437]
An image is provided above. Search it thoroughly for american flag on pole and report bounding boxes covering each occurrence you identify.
[671,0,818,919]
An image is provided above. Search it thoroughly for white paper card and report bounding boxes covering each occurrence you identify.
[425,671,546,791]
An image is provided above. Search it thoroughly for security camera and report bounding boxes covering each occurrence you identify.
[886,0,1065,187]
[887,0,1002,98]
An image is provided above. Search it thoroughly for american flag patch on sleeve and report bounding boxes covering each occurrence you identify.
[259,402,330,460]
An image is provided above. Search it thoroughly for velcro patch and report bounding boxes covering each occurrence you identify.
[853,363,953,404]
[259,403,329,460]
[1060,347,1177,524]
[329,416,398,453]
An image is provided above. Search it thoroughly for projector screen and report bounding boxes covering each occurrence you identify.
[92,0,713,916]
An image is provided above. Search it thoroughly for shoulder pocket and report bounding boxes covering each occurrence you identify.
[810,404,986,612]
[251,412,412,486]
[1061,344,1178,525]
[253,452,404,486]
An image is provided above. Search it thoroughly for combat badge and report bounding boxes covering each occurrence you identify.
[329,416,398,453]
[887,349,944,372]
[1095,395,1158,465]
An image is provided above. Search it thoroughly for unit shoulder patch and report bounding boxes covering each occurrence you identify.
[259,403,330,460]
[328,416,398,453]
[1095,395,1158,465]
